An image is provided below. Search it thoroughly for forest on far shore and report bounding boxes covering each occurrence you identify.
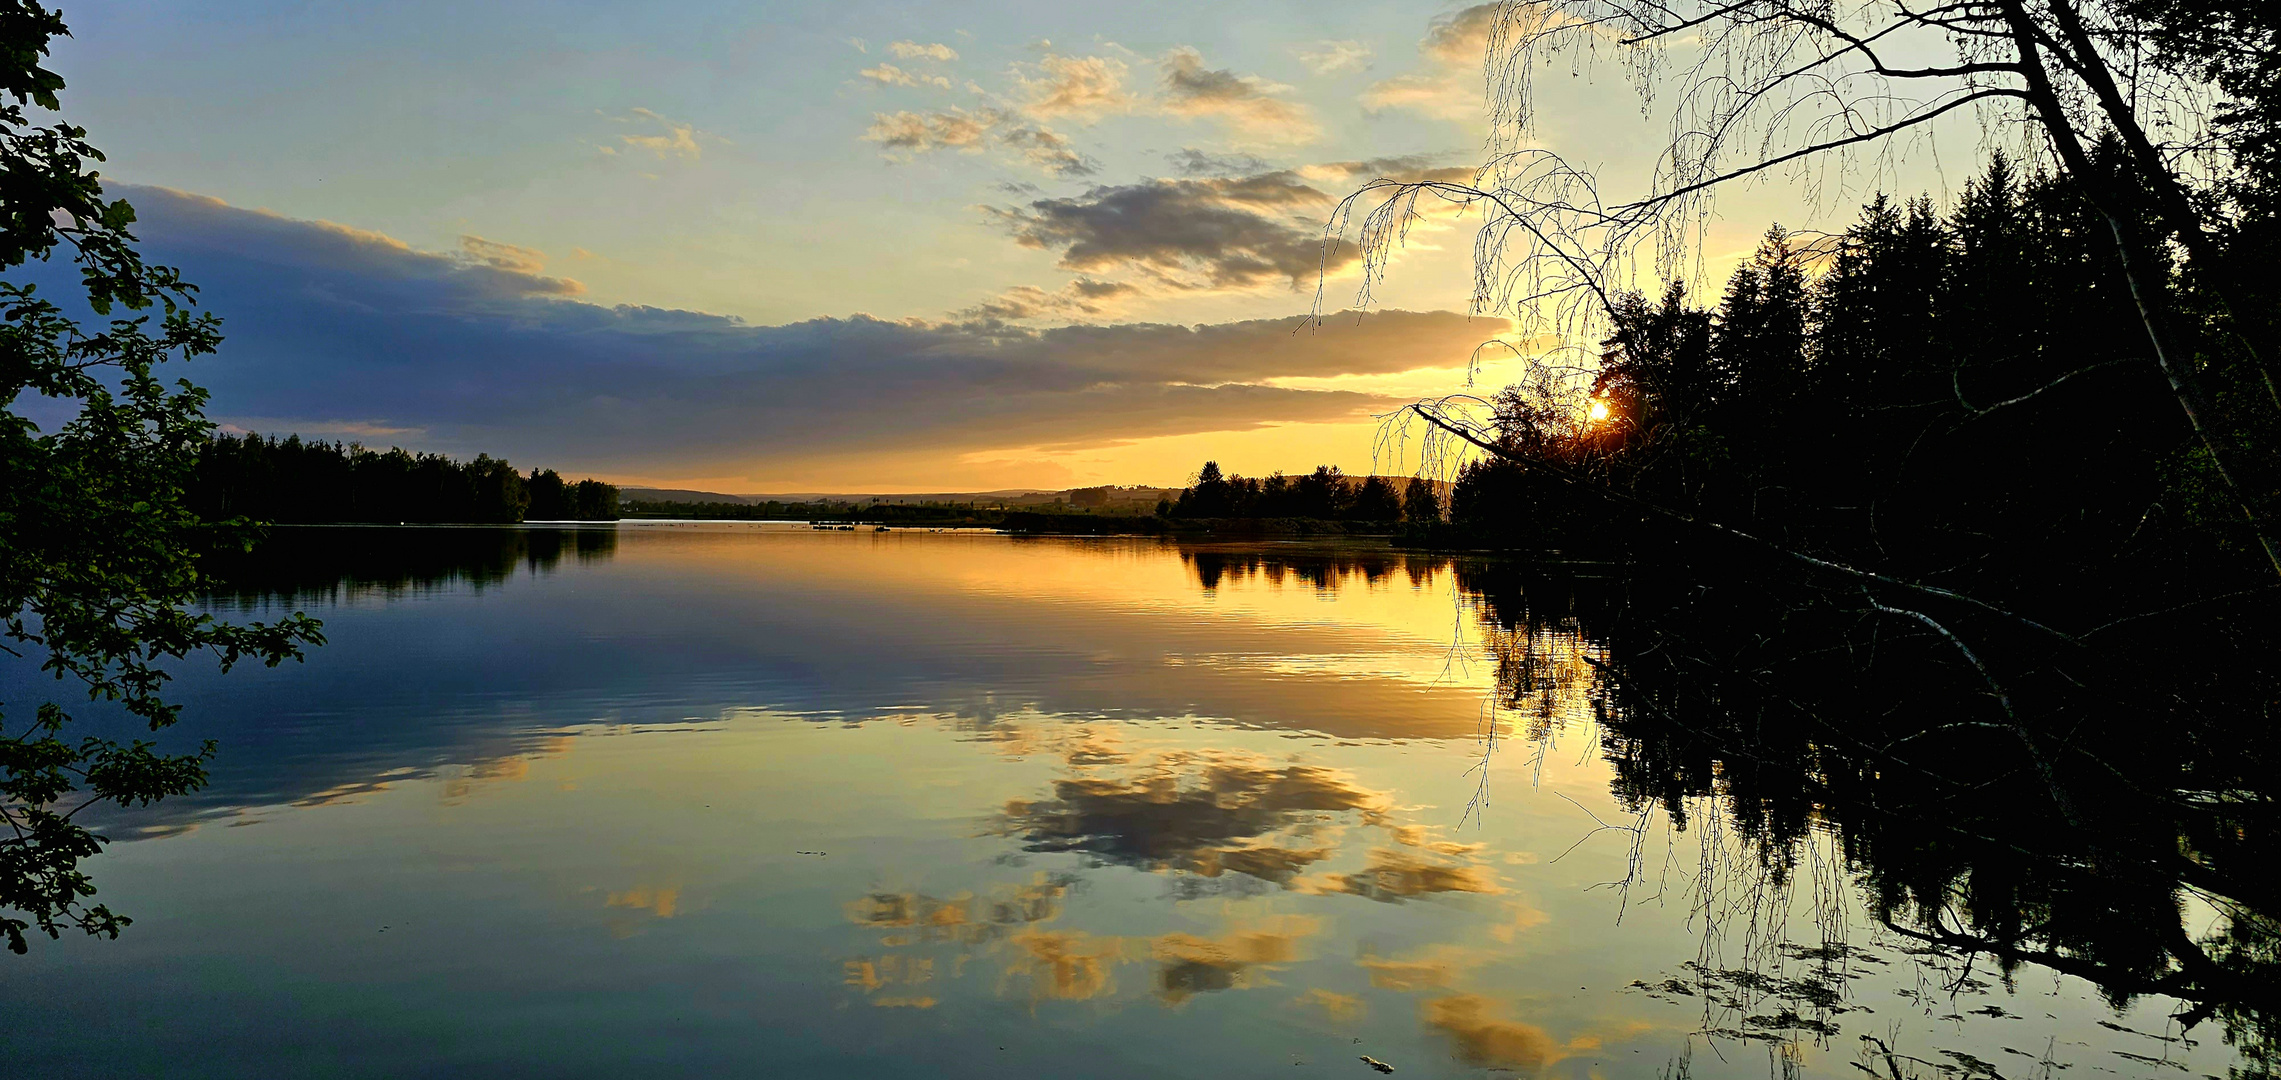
[192,433,620,524]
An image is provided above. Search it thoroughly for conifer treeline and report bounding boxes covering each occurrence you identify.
[192,433,620,524]
[1170,463,1436,523]
[1162,154,2274,590]
[1432,153,2270,592]
[1385,151,2281,1052]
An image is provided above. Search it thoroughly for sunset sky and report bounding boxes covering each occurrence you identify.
[48,0,1963,492]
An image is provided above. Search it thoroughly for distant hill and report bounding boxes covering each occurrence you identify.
[620,488,764,504]
[624,474,1441,504]
[622,477,1444,508]
[620,487,1070,507]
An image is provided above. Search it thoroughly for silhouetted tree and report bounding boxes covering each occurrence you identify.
[1,2,322,954]
[190,435,617,523]
[1351,475,1402,521]
[1293,465,1354,519]
[1402,476,1442,523]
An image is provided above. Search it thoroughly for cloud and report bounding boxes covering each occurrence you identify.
[956,278,1141,325]
[456,234,549,275]
[888,40,958,62]
[1012,53,1133,120]
[1166,148,1271,176]
[843,869,1321,1010]
[858,63,953,90]
[1159,46,1319,143]
[613,107,708,161]
[993,750,1388,883]
[844,876,1073,947]
[1307,846,1504,902]
[217,417,425,439]
[995,121,1095,177]
[1295,40,1374,76]
[1362,4,1499,121]
[863,107,1095,177]
[844,953,933,993]
[604,886,680,918]
[1295,154,1474,185]
[1423,995,1566,1073]
[985,159,1465,291]
[117,187,584,301]
[863,108,996,154]
[1420,4,1504,67]
[1003,930,1137,1002]
[1151,916,1321,1004]
[986,172,1336,290]
[1293,987,1367,1024]
[92,186,1502,483]
[1360,944,1483,991]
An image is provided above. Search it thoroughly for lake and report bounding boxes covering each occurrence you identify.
[0,524,2244,1077]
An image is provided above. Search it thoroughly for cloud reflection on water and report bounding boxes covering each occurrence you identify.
[993,750,1385,883]
[105,526,1560,837]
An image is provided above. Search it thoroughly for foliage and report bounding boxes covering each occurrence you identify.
[1335,0,2281,574]
[1344,0,2281,1059]
[1400,475,1441,524]
[1434,157,2270,583]
[1351,475,1401,522]
[191,432,619,524]
[1169,461,1429,525]
[620,498,995,524]
[525,468,619,523]
[1425,155,2280,1070]
[1,2,321,953]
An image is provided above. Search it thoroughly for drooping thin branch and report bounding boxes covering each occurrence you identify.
[1619,87,2029,215]
[1950,357,2133,418]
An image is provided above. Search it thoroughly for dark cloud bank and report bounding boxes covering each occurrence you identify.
[53,186,1497,481]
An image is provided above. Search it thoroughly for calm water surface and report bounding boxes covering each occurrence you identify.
[0,524,2237,1077]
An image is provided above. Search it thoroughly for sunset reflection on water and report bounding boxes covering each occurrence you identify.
[0,524,2240,1079]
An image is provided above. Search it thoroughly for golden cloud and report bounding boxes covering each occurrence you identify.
[1014,54,1134,120]
[605,885,680,918]
[888,40,958,62]
[992,749,1390,886]
[1151,914,1323,1005]
[1361,4,1500,121]
[1002,929,1139,1003]
[1423,994,1565,1073]
[859,63,953,90]
[617,107,706,161]
[1358,944,1483,992]
[1293,987,1368,1023]
[1307,846,1505,903]
[1159,46,1320,144]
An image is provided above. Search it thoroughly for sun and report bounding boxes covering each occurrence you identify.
[1587,399,1610,422]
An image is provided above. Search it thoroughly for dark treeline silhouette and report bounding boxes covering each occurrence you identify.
[1443,153,2262,583]
[1170,462,1438,526]
[1421,156,2281,1069]
[192,433,620,524]
[620,498,999,524]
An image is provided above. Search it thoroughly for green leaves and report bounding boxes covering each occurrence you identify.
[1,0,324,953]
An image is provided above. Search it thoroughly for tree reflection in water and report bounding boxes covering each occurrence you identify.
[203,524,619,609]
[142,528,2272,1074]
[1456,555,2278,1077]
[1163,544,2273,1073]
